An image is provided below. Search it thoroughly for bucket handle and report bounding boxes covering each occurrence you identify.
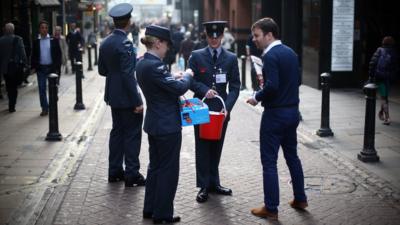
[202,95,227,118]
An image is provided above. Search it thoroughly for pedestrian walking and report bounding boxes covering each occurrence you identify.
[66,22,84,73]
[0,23,27,112]
[188,21,241,203]
[246,34,263,92]
[368,36,399,125]
[179,31,194,69]
[98,3,145,187]
[53,26,68,84]
[31,21,62,116]
[221,27,235,52]
[136,24,193,224]
[193,32,207,50]
[246,17,308,220]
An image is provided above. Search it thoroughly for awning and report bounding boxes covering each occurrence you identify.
[35,0,60,7]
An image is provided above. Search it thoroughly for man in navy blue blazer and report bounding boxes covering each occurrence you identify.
[189,21,241,203]
[247,18,308,220]
[98,3,145,187]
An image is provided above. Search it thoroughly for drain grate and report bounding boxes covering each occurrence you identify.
[289,175,357,194]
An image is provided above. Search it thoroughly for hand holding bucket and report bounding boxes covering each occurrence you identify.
[199,95,227,140]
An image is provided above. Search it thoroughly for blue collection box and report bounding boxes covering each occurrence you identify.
[180,98,210,126]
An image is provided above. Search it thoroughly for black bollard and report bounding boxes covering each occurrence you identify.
[87,45,93,71]
[240,55,246,90]
[316,73,334,137]
[74,62,86,110]
[94,43,98,66]
[358,83,380,162]
[46,73,62,141]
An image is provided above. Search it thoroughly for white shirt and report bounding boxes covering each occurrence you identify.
[39,34,52,65]
[262,40,282,57]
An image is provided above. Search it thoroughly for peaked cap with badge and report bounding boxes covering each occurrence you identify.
[203,21,227,38]
[108,3,133,20]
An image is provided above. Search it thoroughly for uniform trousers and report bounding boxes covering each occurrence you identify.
[194,120,228,188]
[143,132,181,219]
[260,107,307,212]
[109,108,143,178]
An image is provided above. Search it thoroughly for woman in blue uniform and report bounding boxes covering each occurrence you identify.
[136,25,193,224]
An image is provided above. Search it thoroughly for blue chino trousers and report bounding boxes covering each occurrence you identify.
[260,107,307,212]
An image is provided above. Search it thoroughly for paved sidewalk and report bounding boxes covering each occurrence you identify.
[0,59,106,224]
[39,87,400,224]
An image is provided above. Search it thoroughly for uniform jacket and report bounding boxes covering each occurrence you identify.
[188,47,240,112]
[98,29,142,109]
[136,52,192,136]
[0,34,27,75]
[255,44,300,108]
[31,35,62,73]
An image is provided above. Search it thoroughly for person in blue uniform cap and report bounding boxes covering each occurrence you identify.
[247,17,308,220]
[136,24,194,224]
[98,3,146,187]
[188,21,241,203]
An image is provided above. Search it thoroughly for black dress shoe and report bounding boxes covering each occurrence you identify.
[125,173,146,187]
[108,172,125,183]
[143,211,153,219]
[153,216,180,224]
[211,185,232,195]
[196,188,208,203]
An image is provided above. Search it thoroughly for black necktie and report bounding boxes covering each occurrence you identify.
[213,49,218,63]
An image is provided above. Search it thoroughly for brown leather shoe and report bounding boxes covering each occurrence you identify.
[250,206,278,220]
[289,200,308,210]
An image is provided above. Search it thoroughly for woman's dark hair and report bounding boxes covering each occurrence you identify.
[251,17,279,38]
[140,35,158,48]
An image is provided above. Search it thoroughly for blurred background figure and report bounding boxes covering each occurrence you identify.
[179,31,194,69]
[54,26,69,83]
[368,36,399,125]
[222,27,235,52]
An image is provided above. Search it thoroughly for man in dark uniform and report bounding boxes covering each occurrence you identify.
[136,25,193,224]
[188,21,241,203]
[98,3,145,187]
[247,18,308,220]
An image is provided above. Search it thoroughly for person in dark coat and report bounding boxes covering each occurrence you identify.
[368,36,399,125]
[188,21,241,204]
[31,20,62,116]
[98,3,145,187]
[136,25,193,224]
[179,31,195,69]
[0,23,27,112]
[247,18,308,220]
[66,22,84,73]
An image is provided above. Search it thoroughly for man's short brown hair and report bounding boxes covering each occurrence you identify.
[251,17,279,39]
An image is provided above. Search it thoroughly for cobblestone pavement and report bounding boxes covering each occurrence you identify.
[36,92,400,225]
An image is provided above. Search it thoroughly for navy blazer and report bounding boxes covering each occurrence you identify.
[255,44,300,108]
[31,36,62,73]
[188,47,240,112]
[136,52,192,136]
[98,30,142,108]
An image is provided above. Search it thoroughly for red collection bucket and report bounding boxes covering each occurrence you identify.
[199,96,227,140]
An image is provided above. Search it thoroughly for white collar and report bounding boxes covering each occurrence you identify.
[38,34,50,40]
[262,40,282,56]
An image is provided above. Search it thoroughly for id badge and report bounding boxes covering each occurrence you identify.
[216,73,226,83]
